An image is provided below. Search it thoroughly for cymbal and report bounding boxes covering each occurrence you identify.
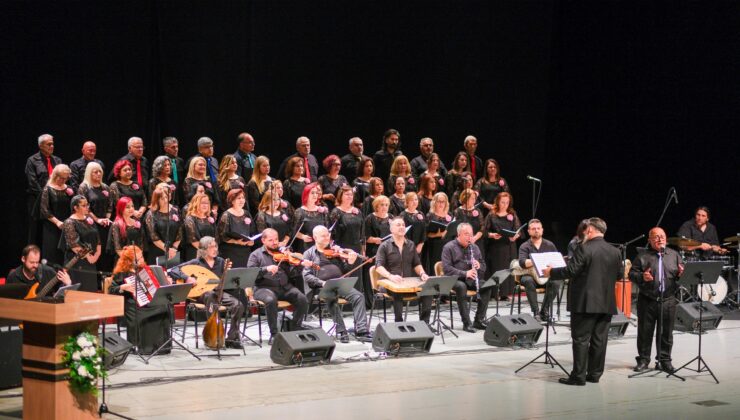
[723,235,740,243]
[727,244,738,249]
[667,237,700,247]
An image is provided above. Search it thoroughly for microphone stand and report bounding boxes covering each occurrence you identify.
[529,177,542,220]
[654,187,677,229]
[130,243,148,364]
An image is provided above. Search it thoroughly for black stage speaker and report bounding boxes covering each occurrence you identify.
[0,329,22,389]
[608,312,630,339]
[101,333,133,369]
[372,321,434,354]
[484,314,543,347]
[270,328,336,366]
[674,302,723,333]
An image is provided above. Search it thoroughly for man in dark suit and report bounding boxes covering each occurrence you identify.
[543,217,622,385]
[339,137,369,180]
[25,134,63,243]
[277,136,319,181]
[109,136,150,189]
[233,132,257,182]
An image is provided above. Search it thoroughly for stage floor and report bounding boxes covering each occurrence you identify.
[1,301,739,419]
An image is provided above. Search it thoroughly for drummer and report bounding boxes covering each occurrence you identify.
[374,217,432,323]
[676,206,727,259]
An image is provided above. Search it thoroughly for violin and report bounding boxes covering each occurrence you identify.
[267,249,321,270]
[318,246,365,261]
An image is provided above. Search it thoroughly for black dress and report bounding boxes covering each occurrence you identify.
[110,181,148,211]
[420,171,445,196]
[389,194,406,216]
[363,213,391,307]
[283,178,308,210]
[149,178,178,207]
[474,177,509,216]
[484,212,521,295]
[110,272,172,355]
[78,183,113,272]
[400,210,427,248]
[419,195,433,216]
[454,206,487,266]
[61,217,101,292]
[361,195,380,218]
[107,221,146,267]
[246,178,272,218]
[216,210,256,267]
[255,210,293,244]
[39,186,73,265]
[317,174,349,210]
[292,207,329,253]
[330,207,364,252]
[218,177,247,213]
[444,172,462,198]
[182,214,217,261]
[424,212,452,275]
[387,174,418,194]
[352,177,372,208]
[182,177,218,209]
[144,207,183,265]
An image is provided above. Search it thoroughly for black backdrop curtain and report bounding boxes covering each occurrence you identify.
[1,1,738,272]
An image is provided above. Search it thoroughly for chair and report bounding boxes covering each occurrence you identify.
[367,266,417,329]
[242,287,293,343]
[181,298,229,349]
[434,261,476,329]
[509,259,545,315]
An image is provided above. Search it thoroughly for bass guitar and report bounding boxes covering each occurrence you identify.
[25,246,91,300]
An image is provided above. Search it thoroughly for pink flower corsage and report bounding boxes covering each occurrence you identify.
[205,182,212,189]
[134,220,141,229]
[416,213,424,220]
[281,214,289,222]
[407,177,415,184]
[439,179,445,186]
[244,217,252,225]
[86,217,94,225]
[352,207,359,215]
[499,179,505,187]
[102,190,109,197]
[506,214,514,221]
[280,201,288,209]
[65,187,74,196]
[131,183,140,191]
[207,216,215,224]
[169,184,176,191]
[318,206,328,214]
[472,210,479,217]
[172,214,179,222]
[303,178,310,184]
[445,215,452,222]
[238,181,244,188]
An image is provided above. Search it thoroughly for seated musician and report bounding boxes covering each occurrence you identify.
[109,245,173,355]
[374,217,432,323]
[676,206,727,259]
[169,237,245,350]
[441,223,490,332]
[7,244,71,296]
[516,219,561,321]
[247,228,309,345]
[302,225,373,343]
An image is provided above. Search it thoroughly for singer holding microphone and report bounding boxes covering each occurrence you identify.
[441,223,490,332]
[629,227,683,373]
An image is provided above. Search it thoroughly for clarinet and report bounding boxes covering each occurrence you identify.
[469,246,479,298]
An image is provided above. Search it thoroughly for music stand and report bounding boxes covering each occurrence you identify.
[486,269,511,319]
[156,252,181,269]
[223,267,261,349]
[318,277,358,336]
[143,283,200,363]
[419,276,458,343]
[53,283,81,298]
[673,261,724,383]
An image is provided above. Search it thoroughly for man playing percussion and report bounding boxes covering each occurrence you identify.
[375,217,432,323]
[677,206,727,259]
[629,227,683,373]
[516,219,561,321]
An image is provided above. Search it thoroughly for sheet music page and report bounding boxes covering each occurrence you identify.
[530,252,566,277]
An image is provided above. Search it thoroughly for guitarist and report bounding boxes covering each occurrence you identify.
[7,244,71,295]
[516,219,561,322]
[170,236,245,349]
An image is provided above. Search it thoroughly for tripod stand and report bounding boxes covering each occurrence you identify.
[99,310,135,420]
[143,283,202,363]
[422,276,458,344]
[515,279,567,375]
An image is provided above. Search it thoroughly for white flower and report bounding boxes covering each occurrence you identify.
[77,366,88,377]
[84,347,97,358]
[72,351,81,361]
[77,336,90,347]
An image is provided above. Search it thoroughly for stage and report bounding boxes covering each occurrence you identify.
[1,302,739,419]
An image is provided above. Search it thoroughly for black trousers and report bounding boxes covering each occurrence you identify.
[386,291,433,323]
[198,290,245,340]
[254,286,308,335]
[324,288,369,334]
[569,312,612,381]
[520,276,563,316]
[452,280,492,325]
[636,294,677,364]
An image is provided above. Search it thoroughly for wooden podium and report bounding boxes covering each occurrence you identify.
[0,291,123,420]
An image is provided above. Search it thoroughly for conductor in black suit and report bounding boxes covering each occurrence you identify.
[543,217,622,386]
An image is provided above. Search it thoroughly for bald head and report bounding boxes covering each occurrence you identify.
[648,227,667,252]
[82,141,97,161]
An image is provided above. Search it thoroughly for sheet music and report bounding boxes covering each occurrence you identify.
[530,252,566,277]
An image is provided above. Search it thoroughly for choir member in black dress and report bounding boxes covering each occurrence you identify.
[26,133,62,244]
[282,156,309,210]
[474,158,509,216]
[450,172,474,209]
[216,189,256,267]
[417,174,437,216]
[182,193,217,262]
[108,197,146,266]
[361,177,385,217]
[144,184,182,265]
[453,188,485,245]
[6,244,71,295]
[148,156,178,207]
[292,183,329,253]
[246,155,273,218]
[271,181,295,220]
[352,157,374,208]
[182,156,219,215]
[483,192,522,298]
[217,154,248,213]
[419,153,445,194]
[387,155,417,194]
[363,195,392,307]
[110,160,148,220]
[317,154,349,210]
[372,128,402,182]
[424,192,452,276]
[389,176,407,216]
[411,137,447,178]
[61,195,102,291]
[255,189,292,248]
[38,164,73,265]
[329,186,364,253]
[444,152,468,198]
[400,192,427,255]
[78,162,113,273]
[109,245,172,355]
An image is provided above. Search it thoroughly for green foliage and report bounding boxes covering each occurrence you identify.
[61,332,108,396]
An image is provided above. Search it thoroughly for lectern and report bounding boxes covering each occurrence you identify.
[0,291,123,419]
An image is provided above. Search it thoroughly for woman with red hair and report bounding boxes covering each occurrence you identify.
[291,182,328,253]
[107,197,145,265]
[483,192,522,299]
[110,160,148,219]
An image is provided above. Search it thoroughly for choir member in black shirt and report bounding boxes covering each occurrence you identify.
[292,183,329,253]
[417,174,437,216]
[255,189,292,248]
[69,141,104,191]
[361,177,384,218]
[110,160,148,220]
[185,137,220,192]
[484,192,522,298]
[462,135,484,182]
[233,133,257,182]
[453,188,485,245]
[363,195,392,307]
[450,172,474,209]
[217,154,248,213]
[282,156,309,210]
[182,193,217,262]
[277,136,320,182]
[329,186,364,253]
[410,137,447,178]
[162,137,185,197]
[110,137,150,189]
[317,154,349,210]
[38,164,73,265]
[144,184,182,265]
[516,219,560,320]
[182,156,219,214]
[6,244,70,296]
[419,153,446,195]
[61,195,102,291]
[246,156,273,218]
[340,137,369,181]
[567,220,589,259]
[109,245,172,354]
[444,152,468,198]
[25,134,62,244]
[216,189,255,267]
[148,156,178,207]
[271,181,295,221]
[78,162,113,273]
[676,206,727,259]
[108,197,146,265]
[247,228,309,344]
[372,129,402,182]
[387,155,417,194]
[389,177,407,216]
[399,192,427,255]
[424,192,452,277]
[352,157,374,208]
[474,159,509,216]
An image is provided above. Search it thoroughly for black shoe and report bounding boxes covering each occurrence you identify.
[558,377,586,386]
[462,323,476,333]
[225,340,243,350]
[339,332,350,343]
[268,335,276,346]
[633,361,649,372]
[585,376,600,383]
[659,361,675,373]
[472,321,488,330]
[355,331,373,343]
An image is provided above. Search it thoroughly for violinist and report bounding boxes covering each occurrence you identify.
[247,228,310,345]
[302,225,372,343]
[169,237,245,349]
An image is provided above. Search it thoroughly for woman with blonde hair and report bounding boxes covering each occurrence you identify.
[255,189,291,248]
[424,192,452,274]
[38,164,73,265]
[246,155,272,217]
[183,156,219,211]
[182,193,216,261]
[387,155,416,193]
[144,183,182,265]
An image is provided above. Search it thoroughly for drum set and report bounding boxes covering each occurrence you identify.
[670,236,739,307]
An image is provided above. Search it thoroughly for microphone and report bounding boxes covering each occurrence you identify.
[41,258,48,266]
[527,175,541,183]
[672,187,678,204]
